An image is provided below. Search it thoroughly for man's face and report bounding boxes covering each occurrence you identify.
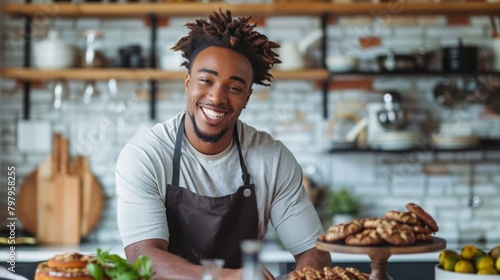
[184,46,253,147]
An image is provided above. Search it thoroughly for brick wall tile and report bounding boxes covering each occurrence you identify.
[426,26,486,39]
[393,26,425,38]
[439,208,473,219]
[391,184,425,196]
[101,19,144,29]
[428,185,452,196]
[485,229,500,243]
[75,19,101,30]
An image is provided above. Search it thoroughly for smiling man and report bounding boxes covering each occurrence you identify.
[116,9,332,279]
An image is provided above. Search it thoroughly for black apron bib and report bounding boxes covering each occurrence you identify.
[165,116,259,268]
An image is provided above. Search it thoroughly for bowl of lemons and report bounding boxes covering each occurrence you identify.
[435,245,500,279]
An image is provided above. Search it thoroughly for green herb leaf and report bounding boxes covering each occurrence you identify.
[86,262,103,280]
[134,255,153,279]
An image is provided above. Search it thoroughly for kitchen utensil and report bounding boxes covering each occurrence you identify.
[376,91,408,130]
[433,76,462,108]
[326,112,367,150]
[442,38,478,73]
[115,45,144,68]
[376,51,416,72]
[37,134,81,244]
[34,30,75,69]
[17,134,104,240]
[276,29,323,70]
[71,156,104,236]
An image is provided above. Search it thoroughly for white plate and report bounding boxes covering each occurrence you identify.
[435,265,500,280]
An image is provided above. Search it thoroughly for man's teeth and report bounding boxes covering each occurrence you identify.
[202,107,225,120]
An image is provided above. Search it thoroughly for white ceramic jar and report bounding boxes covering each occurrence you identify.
[34,30,75,69]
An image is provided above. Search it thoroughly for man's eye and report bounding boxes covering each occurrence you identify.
[229,87,243,92]
[200,78,211,84]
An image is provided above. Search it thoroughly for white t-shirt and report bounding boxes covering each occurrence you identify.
[116,112,324,255]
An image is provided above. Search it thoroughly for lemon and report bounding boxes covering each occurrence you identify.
[444,254,461,271]
[461,244,477,261]
[439,250,460,267]
[475,255,495,271]
[478,267,498,275]
[455,260,475,274]
[496,257,500,272]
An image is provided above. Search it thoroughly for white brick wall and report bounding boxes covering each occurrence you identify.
[1,1,500,246]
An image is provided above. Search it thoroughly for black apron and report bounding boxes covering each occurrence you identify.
[165,116,259,268]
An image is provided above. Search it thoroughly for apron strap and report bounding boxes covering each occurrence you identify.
[233,125,251,185]
[172,115,185,186]
[172,113,250,186]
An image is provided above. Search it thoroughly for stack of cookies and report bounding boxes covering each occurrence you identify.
[319,202,439,246]
[289,266,368,280]
[35,252,94,280]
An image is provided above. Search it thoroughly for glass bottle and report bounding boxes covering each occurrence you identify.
[200,259,224,280]
[241,240,263,280]
[82,30,105,68]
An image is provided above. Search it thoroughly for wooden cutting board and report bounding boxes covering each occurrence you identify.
[17,134,104,243]
[37,135,81,244]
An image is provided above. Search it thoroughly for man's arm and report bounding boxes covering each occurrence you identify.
[293,247,332,270]
[125,239,243,280]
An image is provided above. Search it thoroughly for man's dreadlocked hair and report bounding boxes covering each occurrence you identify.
[171,9,281,87]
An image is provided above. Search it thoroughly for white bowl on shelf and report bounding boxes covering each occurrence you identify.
[326,55,358,72]
[435,265,500,280]
[369,131,420,150]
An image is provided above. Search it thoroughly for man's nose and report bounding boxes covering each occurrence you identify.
[207,85,227,104]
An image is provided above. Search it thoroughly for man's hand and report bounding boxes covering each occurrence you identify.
[294,247,332,271]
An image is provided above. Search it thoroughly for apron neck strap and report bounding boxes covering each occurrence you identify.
[172,115,185,187]
[233,123,250,185]
[172,114,251,186]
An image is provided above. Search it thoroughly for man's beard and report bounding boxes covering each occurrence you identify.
[189,113,229,143]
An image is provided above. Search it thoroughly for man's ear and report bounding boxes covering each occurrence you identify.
[184,73,190,94]
[243,88,253,109]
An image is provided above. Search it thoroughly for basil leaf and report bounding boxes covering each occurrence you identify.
[86,262,103,280]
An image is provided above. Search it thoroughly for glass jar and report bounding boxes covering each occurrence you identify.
[82,30,106,68]
[200,259,224,280]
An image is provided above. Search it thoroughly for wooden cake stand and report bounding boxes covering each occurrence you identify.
[316,237,446,280]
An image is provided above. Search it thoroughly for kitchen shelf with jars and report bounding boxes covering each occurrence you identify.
[3,2,500,120]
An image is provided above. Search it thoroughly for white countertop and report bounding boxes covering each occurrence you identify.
[1,241,443,263]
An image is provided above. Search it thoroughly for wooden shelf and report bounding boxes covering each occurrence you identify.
[3,2,500,18]
[0,67,329,81]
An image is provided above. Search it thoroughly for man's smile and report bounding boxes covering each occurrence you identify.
[201,107,226,121]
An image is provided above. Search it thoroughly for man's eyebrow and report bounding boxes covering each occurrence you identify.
[197,68,248,87]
